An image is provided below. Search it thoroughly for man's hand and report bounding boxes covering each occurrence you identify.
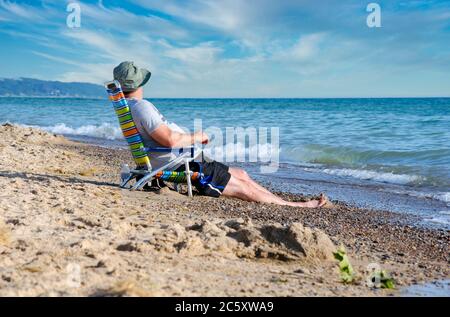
[150,124,209,147]
[194,131,209,144]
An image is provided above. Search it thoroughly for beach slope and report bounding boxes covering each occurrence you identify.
[0,124,448,296]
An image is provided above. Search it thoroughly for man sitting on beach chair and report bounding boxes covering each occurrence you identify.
[113,61,328,208]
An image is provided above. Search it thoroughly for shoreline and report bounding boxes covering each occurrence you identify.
[66,134,450,230]
[0,124,448,296]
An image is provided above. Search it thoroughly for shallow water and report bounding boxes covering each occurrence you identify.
[401,279,450,297]
[1,97,449,228]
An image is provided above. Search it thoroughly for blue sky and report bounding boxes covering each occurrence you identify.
[0,0,449,97]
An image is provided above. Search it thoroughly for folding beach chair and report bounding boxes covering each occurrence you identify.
[105,80,202,197]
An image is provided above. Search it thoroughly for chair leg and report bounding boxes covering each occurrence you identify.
[133,172,153,190]
[120,174,136,189]
[185,158,193,198]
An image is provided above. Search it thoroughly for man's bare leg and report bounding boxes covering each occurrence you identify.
[228,167,326,207]
[223,174,327,208]
[229,167,274,195]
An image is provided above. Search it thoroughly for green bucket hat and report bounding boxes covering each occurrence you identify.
[113,61,151,92]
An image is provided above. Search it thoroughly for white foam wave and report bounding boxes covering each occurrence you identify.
[41,123,124,140]
[424,211,450,226]
[26,123,280,162]
[321,168,422,185]
[203,141,280,162]
[377,188,450,205]
[432,192,450,203]
[404,190,450,203]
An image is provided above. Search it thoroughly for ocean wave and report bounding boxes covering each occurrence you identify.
[40,123,124,140]
[321,168,422,185]
[411,191,450,203]
[204,142,280,162]
[29,123,281,161]
[433,192,450,203]
[376,188,450,204]
[424,211,450,226]
[425,217,450,226]
[282,144,450,167]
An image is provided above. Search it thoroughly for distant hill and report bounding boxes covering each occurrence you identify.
[0,78,105,98]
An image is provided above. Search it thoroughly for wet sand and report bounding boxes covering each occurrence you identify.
[0,124,448,296]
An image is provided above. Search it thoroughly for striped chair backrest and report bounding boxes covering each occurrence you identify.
[105,80,151,169]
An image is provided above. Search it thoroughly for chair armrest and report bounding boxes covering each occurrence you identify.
[145,146,198,158]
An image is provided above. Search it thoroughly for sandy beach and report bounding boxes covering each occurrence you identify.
[0,123,448,296]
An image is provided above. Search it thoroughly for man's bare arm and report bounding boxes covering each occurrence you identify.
[149,124,208,148]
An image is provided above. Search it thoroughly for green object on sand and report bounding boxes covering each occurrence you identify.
[367,263,395,289]
[333,245,355,283]
[373,270,396,289]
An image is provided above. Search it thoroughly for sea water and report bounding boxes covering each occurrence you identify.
[1,97,449,228]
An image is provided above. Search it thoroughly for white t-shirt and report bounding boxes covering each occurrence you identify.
[127,98,186,169]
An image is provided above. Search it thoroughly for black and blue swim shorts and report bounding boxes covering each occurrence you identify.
[177,161,231,198]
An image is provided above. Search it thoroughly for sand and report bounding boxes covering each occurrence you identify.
[0,123,448,296]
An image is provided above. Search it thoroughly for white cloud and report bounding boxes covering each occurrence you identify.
[56,64,114,84]
[31,50,113,84]
[0,0,58,24]
[0,0,40,19]
[165,42,223,64]
[63,30,122,59]
[32,51,80,66]
[290,33,325,61]
[61,28,159,72]
[133,0,245,31]
[1,0,449,97]
[268,33,326,63]
[79,2,188,40]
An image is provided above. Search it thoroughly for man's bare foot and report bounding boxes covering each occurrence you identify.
[289,193,328,208]
[305,193,328,207]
